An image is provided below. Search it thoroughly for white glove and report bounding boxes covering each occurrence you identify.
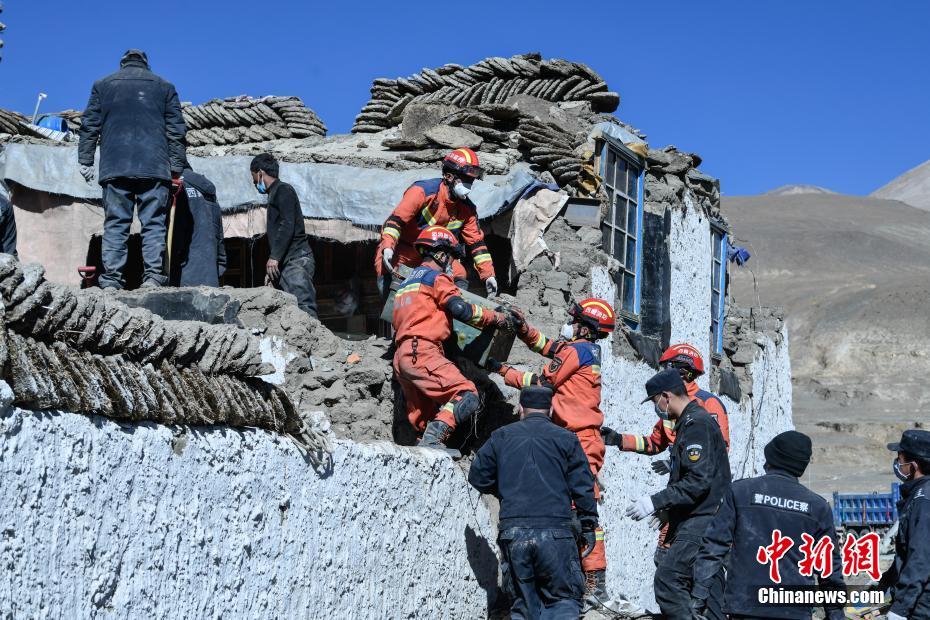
[625,494,655,521]
[79,165,95,183]
[886,612,907,620]
[485,276,498,296]
[382,247,394,272]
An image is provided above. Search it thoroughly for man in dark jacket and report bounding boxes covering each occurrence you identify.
[249,153,317,317]
[624,369,730,619]
[170,160,226,287]
[469,386,597,619]
[692,431,846,620]
[879,429,930,620]
[0,181,16,257]
[78,49,186,289]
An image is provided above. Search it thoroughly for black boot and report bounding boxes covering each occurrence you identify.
[582,569,607,612]
[418,420,452,449]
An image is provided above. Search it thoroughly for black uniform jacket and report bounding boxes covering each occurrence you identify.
[693,469,846,619]
[266,180,310,265]
[651,400,731,541]
[469,412,598,531]
[881,475,930,618]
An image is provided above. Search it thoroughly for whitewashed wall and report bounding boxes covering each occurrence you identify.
[0,197,793,618]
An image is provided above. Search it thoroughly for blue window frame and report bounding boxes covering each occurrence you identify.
[710,223,728,355]
[600,138,644,325]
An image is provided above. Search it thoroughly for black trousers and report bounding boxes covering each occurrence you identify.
[278,253,318,318]
[499,526,585,619]
[654,541,725,620]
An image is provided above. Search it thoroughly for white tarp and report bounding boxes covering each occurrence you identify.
[0,144,536,226]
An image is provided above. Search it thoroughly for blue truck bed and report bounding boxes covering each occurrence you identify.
[832,483,901,528]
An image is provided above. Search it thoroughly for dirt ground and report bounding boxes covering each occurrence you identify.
[722,192,930,498]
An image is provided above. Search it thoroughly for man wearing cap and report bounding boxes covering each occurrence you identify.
[878,429,930,619]
[79,49,187,289]
[691,431,847,620]
[624,369,730,619]
[469,386,598,618]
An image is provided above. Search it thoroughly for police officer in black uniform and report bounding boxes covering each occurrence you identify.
[624,369,731,618]
[879,429,930,620]
[691,431,846,619]
[469,386,598,619]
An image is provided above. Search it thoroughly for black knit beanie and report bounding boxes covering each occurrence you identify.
[764,430,813,477]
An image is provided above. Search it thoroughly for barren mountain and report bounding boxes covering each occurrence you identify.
[722,192,930,495]
[764,184,837,196]
[871,159,930,212]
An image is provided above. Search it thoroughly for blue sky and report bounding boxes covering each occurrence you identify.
[1,1,927,195]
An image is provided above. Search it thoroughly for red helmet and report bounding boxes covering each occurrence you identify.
[569,298,616,334]
[414,225,464,258]
[443,148,483,179]
[659,343,705,376]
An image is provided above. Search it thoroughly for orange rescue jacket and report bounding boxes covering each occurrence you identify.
[498,324,603,432]
[377,179,494,280]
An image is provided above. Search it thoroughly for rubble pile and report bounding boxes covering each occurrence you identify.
[181,96,327,146]
[644,146,721,217]
[0,255,318,441]
[351,52,619,134]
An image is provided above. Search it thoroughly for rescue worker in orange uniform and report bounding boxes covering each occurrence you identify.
[601,342,730,620]
[392,225,511,450]
[376,148,498,295]
[486,298,615,606]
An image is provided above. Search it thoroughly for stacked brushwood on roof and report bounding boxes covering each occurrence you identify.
[182,96,327,147]
[351,52,620,134]
[0,108,26,135]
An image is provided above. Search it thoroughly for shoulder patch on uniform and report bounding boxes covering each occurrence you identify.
[570,342,600,368]
[752,493,811,513]
[686,443,703,461]
[548,356,564,374]
[412,178,443,197]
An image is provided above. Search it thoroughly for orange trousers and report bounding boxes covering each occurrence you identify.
[376,242,468,282]
[575,428,607,572]
[393,338,477,432]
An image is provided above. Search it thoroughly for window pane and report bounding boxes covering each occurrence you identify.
[712,264,720,291]
[614,157,626,190]
[605,187,614,209]
[626,235,636,268]
[614,234,625,265]
[713,234,722,260]
[623,273,635,310]
[615,198,628,232]
[601,224,611,255]
[627,199,637,232]
[605,149,616,186]
[627,168,638,198]
[711,291,719,317]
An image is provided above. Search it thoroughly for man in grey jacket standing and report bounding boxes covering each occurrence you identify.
[78,49,186,289]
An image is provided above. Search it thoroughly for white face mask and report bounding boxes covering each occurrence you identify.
[452,180,473,199]
[559,323,575,341]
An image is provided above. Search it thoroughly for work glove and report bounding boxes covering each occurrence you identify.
[484,358,503,373]
[382,248,394,273]
[578,521,598,559]
[886,613,907,620]
[625,494,655,521]
[492,306,516,333]
[508,306,531,338]
[647,510,668,531]
[689,595,708,620]
[79,165,95,183]
[651,459,671,475]
[600,426,622,447]
[485,277,498,296]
